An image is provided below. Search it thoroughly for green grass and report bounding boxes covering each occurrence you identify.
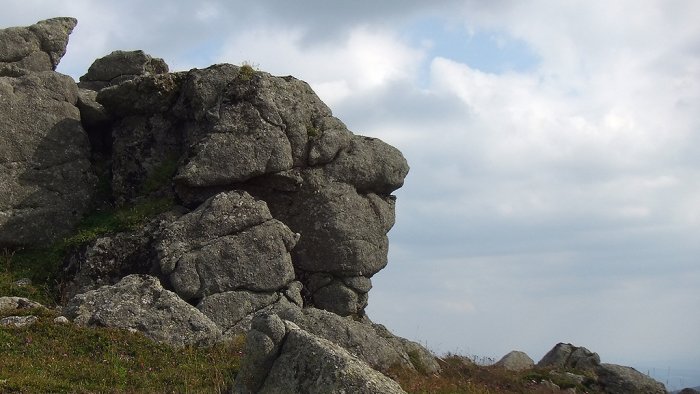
[1,197,175,306]
[62,197,174,250]
[0,309,243,393]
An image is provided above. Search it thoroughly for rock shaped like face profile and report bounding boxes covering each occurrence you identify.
[91,61,409,317]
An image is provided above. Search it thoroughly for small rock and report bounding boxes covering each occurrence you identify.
[53,316,69,324]
[13,278,32,287]
[0,315,38,328]
[0,296,45,312]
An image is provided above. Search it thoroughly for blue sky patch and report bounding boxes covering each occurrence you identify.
[403,16,540,74]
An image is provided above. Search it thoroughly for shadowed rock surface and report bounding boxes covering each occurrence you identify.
[83,57,408,317]
[0,18,96,249]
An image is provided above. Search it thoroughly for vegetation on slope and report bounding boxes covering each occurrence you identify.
[0,308,242,393]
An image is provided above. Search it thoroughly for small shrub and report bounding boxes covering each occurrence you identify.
[306,123,322,139]
[238,61,258,81]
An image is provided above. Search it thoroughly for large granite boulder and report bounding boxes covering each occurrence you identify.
[63,274,221,347]
[0,65,96,248]
[0,17,76,72]
[233,314,406,394]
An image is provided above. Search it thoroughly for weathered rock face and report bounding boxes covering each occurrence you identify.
[63,274,222,347]
[233,314,406,394]
[0,18,96,249]
[0,17,76,72]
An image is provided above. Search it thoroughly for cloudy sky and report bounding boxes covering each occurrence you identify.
[4,0,699,389]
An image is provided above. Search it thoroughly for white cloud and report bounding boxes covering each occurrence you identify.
[215,26,425,106]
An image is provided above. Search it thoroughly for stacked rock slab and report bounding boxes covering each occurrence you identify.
[0,18,96,248]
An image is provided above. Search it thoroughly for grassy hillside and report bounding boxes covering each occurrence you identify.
[0,308,242,393]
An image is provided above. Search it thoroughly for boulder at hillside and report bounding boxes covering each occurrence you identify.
[0,67,96,248]
[275,306,440,374]
[233,314,406,394]
[0,17,76,71]
[63,274,221,347]
[596,363,666,394]
[537,342,601,371]
[495,350,535,371]
[538,343,666,394]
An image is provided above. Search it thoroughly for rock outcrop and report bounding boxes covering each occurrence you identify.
[0,18,96,248]
[537,343,666,394]
[233,314,406,394]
